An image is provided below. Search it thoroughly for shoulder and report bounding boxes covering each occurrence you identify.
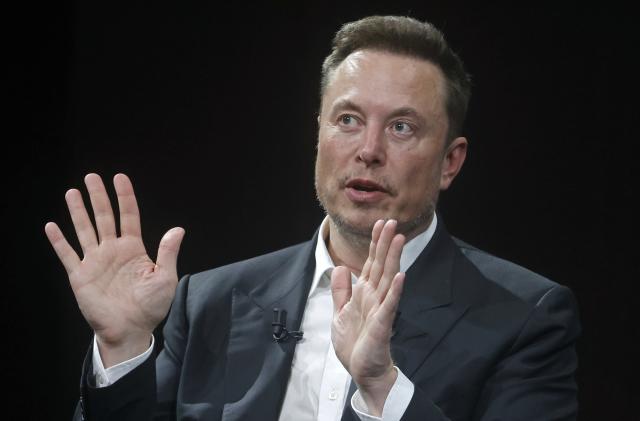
[448,237,581,354]
[451,237,573,307]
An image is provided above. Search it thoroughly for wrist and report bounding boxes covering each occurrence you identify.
[95,332,152,369]
[355,365,398,417]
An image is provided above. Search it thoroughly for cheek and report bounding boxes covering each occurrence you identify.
[315,142,338,188]
[395,157,442,198]
[320,124,361,150]
[317,134,351,169]
[315,142,331,174]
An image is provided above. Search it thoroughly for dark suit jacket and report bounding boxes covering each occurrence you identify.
[75,219,580,420]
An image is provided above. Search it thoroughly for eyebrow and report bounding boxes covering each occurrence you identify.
[330,99,365,117]
[387,107,427,126]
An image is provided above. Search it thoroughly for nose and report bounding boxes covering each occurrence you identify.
[356,125,386,167]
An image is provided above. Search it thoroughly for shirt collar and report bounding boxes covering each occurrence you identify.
[310,214,438,297]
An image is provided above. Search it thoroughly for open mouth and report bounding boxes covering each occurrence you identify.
[346,178,386,193]
[353,184,378,192]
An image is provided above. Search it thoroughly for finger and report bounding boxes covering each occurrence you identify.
[368,219,397,288]
[65,188,98,252]
[331,266,352,315]
[371,219,384,244]
[84,173,117,242]
[155,227,186,277]
[377,233,405,299]
[114,174,142,238]
[45,222,81,273]
[379,272,405,324]
[360,220,384,281]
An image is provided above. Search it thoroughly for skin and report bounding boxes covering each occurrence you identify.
[45,174,185,367]
[44,49,466,418]
[316,49,467,415]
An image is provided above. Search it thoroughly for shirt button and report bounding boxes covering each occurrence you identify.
[328,390,338,400]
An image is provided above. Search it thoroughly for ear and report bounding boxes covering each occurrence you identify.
[439,137,468,191]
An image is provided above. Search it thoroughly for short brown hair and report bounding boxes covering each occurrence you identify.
[321,15,472,141]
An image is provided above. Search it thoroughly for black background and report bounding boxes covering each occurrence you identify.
[4,1,635,419]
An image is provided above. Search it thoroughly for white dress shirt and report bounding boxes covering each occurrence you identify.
[93,215,438,420]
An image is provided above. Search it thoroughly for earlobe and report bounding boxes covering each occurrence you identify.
[440,137,468,190]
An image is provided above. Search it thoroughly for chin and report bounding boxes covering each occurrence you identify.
[328,208,385,239]
[334,203,435,240]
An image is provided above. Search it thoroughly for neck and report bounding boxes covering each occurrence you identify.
[324,213,435,276]
[325,219,370,277]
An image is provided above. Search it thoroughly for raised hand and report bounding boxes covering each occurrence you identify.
[331,219,406,416]
[45,173,185,367]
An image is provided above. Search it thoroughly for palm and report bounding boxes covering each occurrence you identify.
[45,173,185,347]
[72,237,165,341]
[331,219,406,384]
[333,277,395,379]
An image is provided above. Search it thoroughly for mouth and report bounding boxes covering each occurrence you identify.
[344,178,389,203]
[345,178,388,193]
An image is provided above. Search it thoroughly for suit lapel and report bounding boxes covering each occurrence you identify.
[339,220,469,420]
[221,233,317,421]
[391,220,469,378]
[222,220,470,420]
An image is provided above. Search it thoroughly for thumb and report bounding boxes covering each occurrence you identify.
[331,266,352,315]
[156,227,186,273]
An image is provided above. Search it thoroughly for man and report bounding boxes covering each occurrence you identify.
[46,16,580,420]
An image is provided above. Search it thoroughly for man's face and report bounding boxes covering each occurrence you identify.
[315,49,466,239]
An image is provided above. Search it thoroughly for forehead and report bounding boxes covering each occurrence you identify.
[322,50,448,118]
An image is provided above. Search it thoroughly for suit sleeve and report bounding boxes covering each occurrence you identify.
[73,274,192,421]
[400,285,581,421]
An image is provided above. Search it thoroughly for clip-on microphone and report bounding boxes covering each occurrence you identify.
[272,308,304,342]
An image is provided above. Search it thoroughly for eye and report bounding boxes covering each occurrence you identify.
[391,121,414,136]
[338,114,359,127]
